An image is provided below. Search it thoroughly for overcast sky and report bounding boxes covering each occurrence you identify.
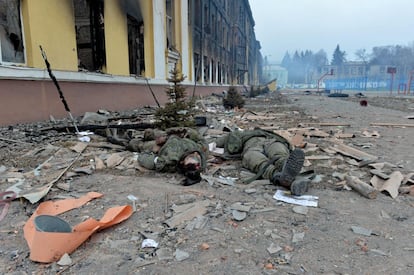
[249,0,414,63]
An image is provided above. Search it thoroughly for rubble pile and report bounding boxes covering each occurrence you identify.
[0,92,413,274]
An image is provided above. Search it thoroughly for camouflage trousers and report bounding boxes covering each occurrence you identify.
[241,137,290,180]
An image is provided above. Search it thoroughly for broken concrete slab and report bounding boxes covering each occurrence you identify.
[165,200,210,228]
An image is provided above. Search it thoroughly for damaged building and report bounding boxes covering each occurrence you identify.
[0,0,262,126]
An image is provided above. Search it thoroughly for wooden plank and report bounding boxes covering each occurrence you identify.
[330,141,377,161]
[370,123,414,127]
[304,122,351,127]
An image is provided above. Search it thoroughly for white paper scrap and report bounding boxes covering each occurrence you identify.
[141,239,159,248]
[273,189,319,207]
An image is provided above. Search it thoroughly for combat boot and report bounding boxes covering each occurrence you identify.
[290,178,310,196]
[271,148,305,188]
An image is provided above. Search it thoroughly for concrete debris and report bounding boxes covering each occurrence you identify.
[57,253,72,266]
[232,209,247,221]
[292,231,305,243]
[292,205,309,215]
[165,200,210,228]
[267,243,282,255]
[174,249,190,261]
[351,226,373,236]
[0,93,413,273]
[230,202,252,212]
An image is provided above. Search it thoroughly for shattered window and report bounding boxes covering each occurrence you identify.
[73,0,106,72]
[0,0,25,63]
[166,0,175,49]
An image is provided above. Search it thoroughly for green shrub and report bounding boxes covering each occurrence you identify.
[223,86,245,109]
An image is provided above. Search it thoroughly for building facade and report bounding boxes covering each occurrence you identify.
[0,0,262,125]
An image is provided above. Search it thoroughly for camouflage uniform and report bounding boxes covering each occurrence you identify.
[218,129,307,195]
[136,128,207,185]
[217,129,292,180]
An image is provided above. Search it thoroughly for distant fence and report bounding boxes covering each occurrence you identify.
[325,76,414,94]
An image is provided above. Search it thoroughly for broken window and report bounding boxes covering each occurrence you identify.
[127,16,144,76]
[166,0,175,50]
[73,0,105,72]
[203,55,209,83]
[121,0,145,76]
[194,53,201,82]
[0,0,24,64]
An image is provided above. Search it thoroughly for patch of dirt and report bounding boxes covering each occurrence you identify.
[0,92,413,274]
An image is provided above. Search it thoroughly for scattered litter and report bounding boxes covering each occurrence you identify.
[23,192,133,263]
[200,242,210,250]
[0,190,17,222]
[127,194,139,212]
[351,226,373,236]
[402,172,414,185]
[201,174,236,186]
[369,249,390,256]
[232,210,247,221]
[105,153,125,168]
[273,190,319,207]
[346,176,378,199]
[57,253,72,266]
[244,188,257,194]
[70,142,88,153]
[369,169,390,180]
[332,172,346,181]
[362,130,380,138]
[208,142,224,155]
[370,171,404,198]
[267,243,282,254]
[217,175,237,186]
[380,210,391,219]
[174,249,190,261]
[330,142,377,161]
[77,131,94,142]
[230,202,251,212]
[157,248,173,261]
[141,239,159,248]
[164,200,210,228]
[185,216,209,230]
[292,231,305,243]
[292,205,309,215]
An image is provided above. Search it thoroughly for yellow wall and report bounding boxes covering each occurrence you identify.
[139,0,154,78]
[103,0,129,76]
[174,0,182,73]
[21,0,78,71]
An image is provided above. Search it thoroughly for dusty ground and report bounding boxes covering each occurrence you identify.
[0,91,414,274]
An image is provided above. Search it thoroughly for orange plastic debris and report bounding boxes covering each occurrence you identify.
[23,192,133,263]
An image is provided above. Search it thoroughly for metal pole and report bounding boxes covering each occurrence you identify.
[390,72,394,95]
[39,46,80,134]
[144,77,161,108]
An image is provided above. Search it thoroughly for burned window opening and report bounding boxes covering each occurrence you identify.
[0,0,24,63]
[127,16,144,76]
[194,53,201,82]
[166,0,175,51]
[73,0,105,72]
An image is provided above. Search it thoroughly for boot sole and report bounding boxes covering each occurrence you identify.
[279,149,305,185]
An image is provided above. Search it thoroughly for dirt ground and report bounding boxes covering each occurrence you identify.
[1,91,414,275]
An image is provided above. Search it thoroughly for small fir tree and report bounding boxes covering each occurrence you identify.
[223,86,245,109]
[155,67,195,129]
